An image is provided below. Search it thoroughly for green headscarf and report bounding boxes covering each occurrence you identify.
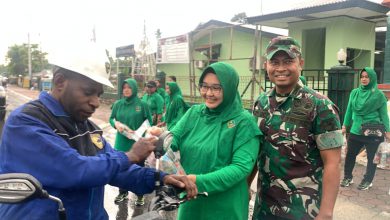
[165,82,189,124]
[351,67,387,115]
[199,62,243,122]
[167,82,181,99]
[121,78,138,104]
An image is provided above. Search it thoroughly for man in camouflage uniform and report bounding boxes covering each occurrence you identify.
[250,36,343,220]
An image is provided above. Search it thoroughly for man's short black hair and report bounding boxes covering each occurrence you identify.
[168,75,176,82]
[146,80,157,88]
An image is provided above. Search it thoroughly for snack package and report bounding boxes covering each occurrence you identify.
[373,142,390,169]
[119,120,151,141]
[159,148,186,175]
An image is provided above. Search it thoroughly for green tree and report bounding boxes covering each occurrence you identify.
[0,64,7,76]
[231,12,247,24]
[6,44,49,76]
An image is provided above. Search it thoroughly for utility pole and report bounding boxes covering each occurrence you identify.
[382,1,390,83]
[383,11,390,84]
[91,25,96,43]
[28,32,32,88]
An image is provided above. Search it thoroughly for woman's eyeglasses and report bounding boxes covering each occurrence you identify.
[199,83,222,94]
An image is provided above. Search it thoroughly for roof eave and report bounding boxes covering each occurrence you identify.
[247,0,390,25]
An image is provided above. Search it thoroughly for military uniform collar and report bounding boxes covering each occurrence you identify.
[266,80,304,99]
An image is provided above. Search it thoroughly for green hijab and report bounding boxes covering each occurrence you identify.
[121,78,138,104]
[167,82,182,99]
[199,62,243,122]
[165,82,189,123]
[351,67,387,115]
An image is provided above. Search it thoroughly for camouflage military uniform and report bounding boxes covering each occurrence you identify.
[252,81,343,220]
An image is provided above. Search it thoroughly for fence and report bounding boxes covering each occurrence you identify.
[102,68,361,110]
[262,68,361,96]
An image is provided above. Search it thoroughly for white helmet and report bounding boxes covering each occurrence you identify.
[49,43,114,88]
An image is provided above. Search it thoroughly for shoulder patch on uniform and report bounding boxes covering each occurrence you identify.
[90,133,103,149]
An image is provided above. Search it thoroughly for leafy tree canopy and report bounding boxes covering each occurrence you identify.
[231,12,248,24]
[0,64,7,76]
[5,44,49,76]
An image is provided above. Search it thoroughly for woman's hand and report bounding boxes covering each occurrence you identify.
[157,122,166,127]
[115,121,124,132]
[341,126,346,135]
[187,174,196,183]
[163,175,198,199]
[147,126,165,137]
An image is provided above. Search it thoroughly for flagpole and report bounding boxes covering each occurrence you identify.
[28,32,32,88]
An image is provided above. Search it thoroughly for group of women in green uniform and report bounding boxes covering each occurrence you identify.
[109,76,190,204]
[109,61,389,220]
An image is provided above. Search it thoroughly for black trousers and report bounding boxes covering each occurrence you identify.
[343,133,383,183]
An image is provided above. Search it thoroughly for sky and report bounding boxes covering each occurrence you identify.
[0,0,385,65]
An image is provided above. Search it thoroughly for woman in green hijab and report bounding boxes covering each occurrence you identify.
[164,82,189,130]
[341,67,390,190]
[152,62,262,219]
[109,78,152,204]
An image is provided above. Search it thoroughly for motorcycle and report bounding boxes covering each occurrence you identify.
[0,131,207,220]
[0,173,66,220]
[133,131,208,220]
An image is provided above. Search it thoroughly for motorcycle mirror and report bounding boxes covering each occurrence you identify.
[0,173,49,203]
[154,131,173,158]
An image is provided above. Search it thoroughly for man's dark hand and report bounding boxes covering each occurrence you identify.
[163,175,198,199]
[126,137,157,163]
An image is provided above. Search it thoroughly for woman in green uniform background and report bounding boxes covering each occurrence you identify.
[142,80,164,125]
[109,78,152,205]
[164,82,189,130]
[341,67,390,190]
[151,62,262,219]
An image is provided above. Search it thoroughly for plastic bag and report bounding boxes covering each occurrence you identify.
[145,148,185,175]
[118,120,151,141]
[159,148,186,175]
[341,134,347,158]
[373,142,390,170]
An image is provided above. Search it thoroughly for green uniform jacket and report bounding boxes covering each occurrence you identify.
[344,89,389,134]
[171,105,259,220]
[109,79,152,152]
[142,92,164,125]
[170,62,262,220]
[343,67,389,135]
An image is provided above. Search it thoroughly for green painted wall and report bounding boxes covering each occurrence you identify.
[302,28,325,70]
[289,16,375,69]
[157,26,274,101]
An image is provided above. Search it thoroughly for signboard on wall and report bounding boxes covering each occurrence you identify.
[116,45,135,58]
[157,34,189,63]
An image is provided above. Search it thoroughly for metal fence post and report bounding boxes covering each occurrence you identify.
[327,65,356,124]
[117,73,126,99]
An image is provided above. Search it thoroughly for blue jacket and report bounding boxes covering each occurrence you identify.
[0,92,161,220]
